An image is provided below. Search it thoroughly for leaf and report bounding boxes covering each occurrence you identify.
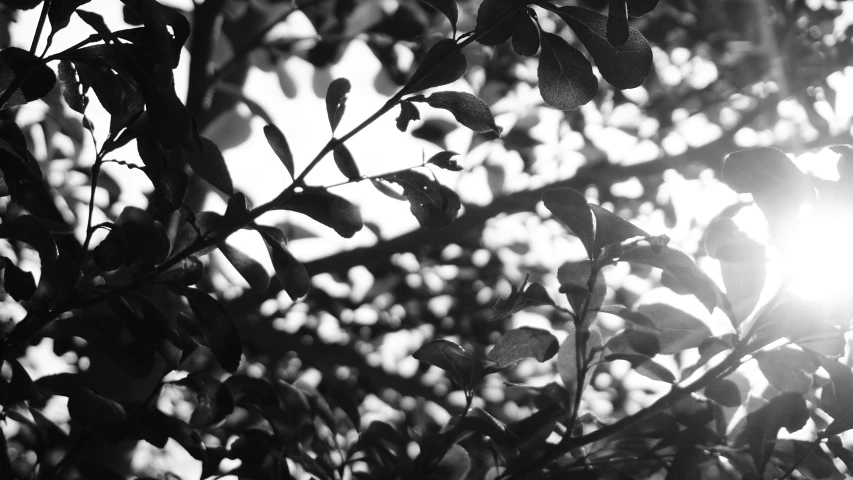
[427,151,463,171]
[432,444,471,480]
[745,393,809,476]
[76,10,116,42]
[475,0,522,46]
[492,276,555,320]
[621,245,718,312]
[609,329,660,357]
[627,0,658,17]
[590,203,649,254]
[114,206,169,266]
[325,78,350,132]
[224,376,279,408]
[558,324,602,406]
[0,47,57,107]
[487,327,559,367]
[606,0,629,46]
[0,215,59,262]
[171,286,242,372]
[370,178,407,201]
[396,101,421,132]
[681,335,736,378]
[419,91,500,135]
[827,436,853,471]
[543,188,595,259]
[404,39,467,94]
[756,347,818,394]
[450,407,509,442]
[3,262,35,301]
[333,144,360,180]
[263,124,295,179]
[512,10,540,57]
[277,186,363,238]
[418,0,458,35]
[255,225,310,300]
[171,211,223,258]
[159,256,204,286]
[57,60,88,113]
[598,305,658,330]
[537,32,598,111]
[605,353,675,383]
[68,387,127,424]
[218,243,270,293]
[413,339,492,391]
[822,359,853,433]
[49,0,90,35]
[704,378,743,407]
[379,170,460,229]
[636,303,711,354]
[554,7,653,89]
[754,298,846,357]
[183,137,233,195]
[558,261,605,325]
[1,0,42,10]
[671,392,714,427]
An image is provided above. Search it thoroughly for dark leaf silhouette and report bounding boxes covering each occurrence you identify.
[277,187,363,238]
[418,91,500,135]
[476,0,522,46]
[418,0,458,35]
[183,137,233,196]
[512,10,540,57]
[432,444,471,480]
[543,188,595,259]
[605,353,675,382]
[1,0,42,10]
[636,303,711,354]
[493,278,555,320]
[218,242,271,293]
[621,245,718,312]
[49,0,91,34]
[599,305,658,330]
[3,261,36,301]
[172,286,242,372]
[745,393,809,475]
[609,328,660,357]
[627,0,658,17]
[405,39,467,94]
[396,101,421,132]
[0,215,59,262]
[606,0,629,46]
[427,150,463,171]
[537,32,598,111]
[370,178,407,201]
[263,124,295,179]
[69,387,127,424]
[590,203,649,253]
[704,378,743,407]
[413,339,493,391]
[325,78,351,132]
[0,47,57,108]
[333,144,360,180]
[255,225,310,299]
[224,376,279,408]
[57,60,89,114]
[487,327,559,367]
[380,170,461,229]
[555,7,653,89]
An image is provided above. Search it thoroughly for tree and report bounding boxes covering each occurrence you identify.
[0,0,851,478]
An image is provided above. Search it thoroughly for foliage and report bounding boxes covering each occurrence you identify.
[0,0,850,479]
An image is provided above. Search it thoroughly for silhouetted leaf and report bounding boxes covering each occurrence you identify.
[419,0,458,35]
[396,100,421,131]
[0,48,56,108]
[681,335,736,378]
[0,215,58,262]
[538,32,598,111]
[278,187,363,238]
[428,151,463,171]
[671,392,714,427]
[183,137,233,195]
[69,387,126,424]
[610,329,660,357]
[606,0,628,45]
[380,170,460,228]
[627,0,658,16]
[263,124,295,179]
[3,261,35,301]
[756,347,818,394]
[417,91,500,135]
[76,10,116,42]
[1,0,42,10]
[57,60,88,113]
[492,276,555,320]
[827,436,853,471]
[449,407,508,442]
[224,376,279,408]
[49,0,90,34]
[754,298,846,357]
[636,303,711,354]
[432,444,471,480]
[476,0,522,45]
[159,256,204,286]
[605,353,674,382]
[172,286,242,372]
[333,144,360,180]
[621,245,718,312]
[487,327,559,367]
[745,393,809,476]
[171,211,222,258]
[405,39,467,94]
[555,7,652,89]
[590,203,649,253]
[413,340,494,391]
[558,261,605,325]
[512,9,540,56]
[598,305,658,330]
[218,243,270,293]
[255,225,310,299]
[370,178,407,201]
[543,188,594,259]
[704,378,743,407]
[325,78,350,132]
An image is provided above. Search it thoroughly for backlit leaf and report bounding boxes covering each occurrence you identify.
[704,378,743,407]
[745,393,809,476]
[325,78,351,132]
[159,256,204,286]
[57,60,88,113]
[543,188,594,259]
[558,325,602,405]
[537,32,598,111]
[396,101,421,132]
[333,144,360,180]
[432,444,471,480]
[218,243,270,293]
[427,151,463,171]
[627,0,658,17]
[605,353,674,383]
[3,261,35,301]
[413,339,493,391]
[171,286,242,372]
[606,0,628,46]
[756,347,817,394]
[555,7,652,89]
[621,245,718,312]
[0,215,58,262]
[277,187,363,238]
[420,91,500,135]
[636,303,711,354]
[404,39,467,94]
[379,170,460,229]
[512,10,540,56]
[418,0,458,35]
[492,276,555,320]
[487,327,559,367]
[263,124,295,179]
[255,225,310,300]
[183,137,234,195]
[609,329,660,357]
[590,203,649,254]
[475,0,522,46]
[0,48,56,107]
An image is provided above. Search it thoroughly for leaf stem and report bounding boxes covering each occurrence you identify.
[30,0,52,56]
